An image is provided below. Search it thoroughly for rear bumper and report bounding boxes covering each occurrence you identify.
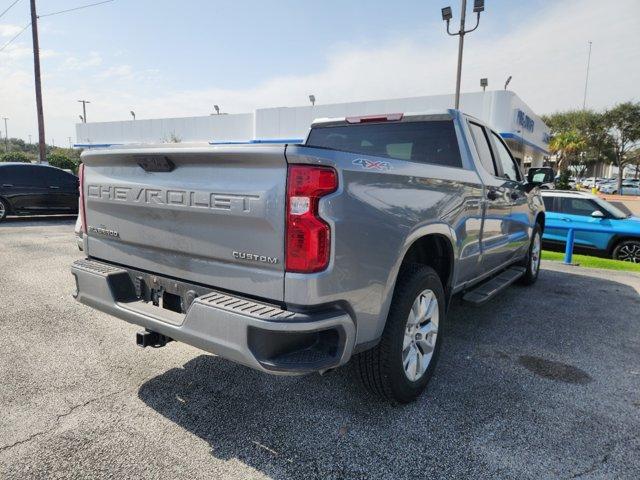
[71,258,356,375]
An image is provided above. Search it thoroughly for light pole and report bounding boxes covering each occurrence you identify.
[78,100,90,123]
[582,41,592,110]
[504,75,512,90]
[309,94,316,106]
[79,115,84,123]
[3,117,8,152]
[442,0,485,109]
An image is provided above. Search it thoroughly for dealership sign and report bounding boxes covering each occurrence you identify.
[516,109,535,133]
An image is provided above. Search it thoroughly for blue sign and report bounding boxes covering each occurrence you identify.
[516,109,535,133]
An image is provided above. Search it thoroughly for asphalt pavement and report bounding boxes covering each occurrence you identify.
[1,217,639,479]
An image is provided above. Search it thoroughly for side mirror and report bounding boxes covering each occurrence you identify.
[591,210,605,218]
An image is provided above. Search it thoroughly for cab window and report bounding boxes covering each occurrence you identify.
[468,122,497,176]
[491,132,521,181]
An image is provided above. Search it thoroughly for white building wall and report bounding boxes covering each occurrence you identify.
[75,91,549,166]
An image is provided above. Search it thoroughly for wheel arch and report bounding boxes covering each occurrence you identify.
[535,211,545,233]
[607,235,640,257]
[395,229,456,301]
[0,195,13,216]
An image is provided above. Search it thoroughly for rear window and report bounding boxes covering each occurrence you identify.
[306,120,462,168]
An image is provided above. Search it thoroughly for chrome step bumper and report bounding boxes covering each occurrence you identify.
[71,258,356,374]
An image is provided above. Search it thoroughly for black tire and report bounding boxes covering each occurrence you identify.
[518,224,542,286]
[612,240,640,263]
[355,264,445,404]
[0,198,8,221]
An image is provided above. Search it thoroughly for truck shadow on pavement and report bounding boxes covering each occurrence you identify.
[137,267,640,478]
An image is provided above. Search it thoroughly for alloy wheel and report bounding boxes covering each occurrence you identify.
[402,289,439,382]
[531,232,541,274]
[616,243,640,263]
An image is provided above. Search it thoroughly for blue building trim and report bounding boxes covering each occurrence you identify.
[499,133,549,155]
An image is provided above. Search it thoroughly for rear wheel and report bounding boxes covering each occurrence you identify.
[0,198,8,221]
[356,264,445,404]
[518,224,542,286]
[613,240,640,263]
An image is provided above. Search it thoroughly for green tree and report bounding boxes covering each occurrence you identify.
[603,102,640,192]
[548,130,586,172]
[48,152,78,172]
[0,151,31,163]
[542,110,613,176]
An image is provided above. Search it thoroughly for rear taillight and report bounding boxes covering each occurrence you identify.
[286,165,338,273]
[78,163,87,234]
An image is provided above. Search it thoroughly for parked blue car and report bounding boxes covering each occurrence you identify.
[541,191,640,262]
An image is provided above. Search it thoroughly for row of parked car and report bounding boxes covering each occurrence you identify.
[580,177,640,195]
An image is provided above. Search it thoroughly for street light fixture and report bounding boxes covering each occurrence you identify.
[77,100,90,123]
[213,105,220,115]
[309,94,316,106]
[480,78,488,92]
[441,0,485,109]
[504,75,512,90]
[79,115,84,123]
[130,111,136,120]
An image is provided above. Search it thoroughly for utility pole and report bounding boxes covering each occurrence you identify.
[442,1,485,110]
[78,100,90,123]
[582,41,592,110]
[3,117,8,152]
[30,0,46,163]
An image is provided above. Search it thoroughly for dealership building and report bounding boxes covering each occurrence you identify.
[75,90,550,168]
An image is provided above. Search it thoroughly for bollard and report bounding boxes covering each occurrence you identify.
[563,228,575,264]
[591,187,598,195]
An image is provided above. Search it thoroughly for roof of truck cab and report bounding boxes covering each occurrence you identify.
[310,109,456,127]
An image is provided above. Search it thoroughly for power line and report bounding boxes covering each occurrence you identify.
[0,22,30,52]
[0,0,115,53]
[0,0,23,20]
[38,0,114,18]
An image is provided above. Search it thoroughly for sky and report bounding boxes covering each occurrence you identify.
[1,0,639,144]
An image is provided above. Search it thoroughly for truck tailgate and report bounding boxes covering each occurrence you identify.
[81,144,286,301]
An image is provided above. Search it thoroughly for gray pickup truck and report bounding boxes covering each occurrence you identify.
[71,110,545,403]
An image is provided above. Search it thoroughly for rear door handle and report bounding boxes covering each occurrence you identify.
[49,186,60,189]
[561,218,572,222]
[2,184,13,187]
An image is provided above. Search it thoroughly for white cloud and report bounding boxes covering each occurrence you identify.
[0,24,23,37]
[61,52,103,71]
[1,0,639,143]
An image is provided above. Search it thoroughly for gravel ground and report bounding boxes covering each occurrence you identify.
[1,217,639,479]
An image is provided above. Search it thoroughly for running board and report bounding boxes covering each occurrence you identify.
[462,266,526,306]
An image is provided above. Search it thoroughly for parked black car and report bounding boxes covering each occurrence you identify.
[0,163,79,221]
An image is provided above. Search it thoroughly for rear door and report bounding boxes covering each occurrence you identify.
[488,130,530,259]
[35,167,79,212]
[467,122,513,272]
[82,145,287,301]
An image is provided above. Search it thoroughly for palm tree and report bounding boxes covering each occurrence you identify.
[548,130,586,171]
